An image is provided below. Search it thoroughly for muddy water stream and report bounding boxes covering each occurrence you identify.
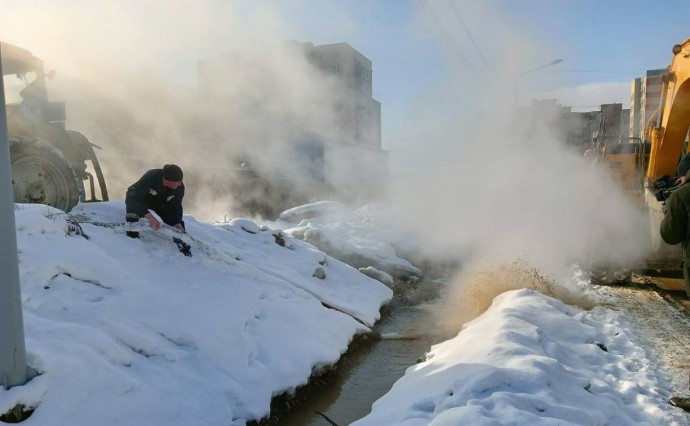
[274,280,452,426]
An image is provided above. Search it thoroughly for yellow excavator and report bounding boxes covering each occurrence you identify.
[641,38,690,285]
[591,39,690,287]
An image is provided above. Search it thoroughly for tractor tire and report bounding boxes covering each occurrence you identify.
[10,137,81,212]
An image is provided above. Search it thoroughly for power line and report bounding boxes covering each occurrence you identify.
[609,92,630,103]
[449,0,488,65]
[418,0,474,71]
[555,70,642,74]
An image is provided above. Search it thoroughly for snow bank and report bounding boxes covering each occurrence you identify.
[1,202,392,425]
[276,201,422,281]
[353,289,685,426]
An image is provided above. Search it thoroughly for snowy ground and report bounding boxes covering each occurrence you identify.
[2,201,689,425]
[353,287,689,426]
[2,202,392,425]
[274,201,422,281]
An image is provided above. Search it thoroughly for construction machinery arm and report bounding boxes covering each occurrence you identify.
[646,38,690,178]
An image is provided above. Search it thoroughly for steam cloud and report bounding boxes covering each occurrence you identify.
[1,0,349,219]
[382,1,651,320]
[2,1,653,313]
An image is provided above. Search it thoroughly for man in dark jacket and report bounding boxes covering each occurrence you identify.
[660,183,690,298]
[125,164,185,238]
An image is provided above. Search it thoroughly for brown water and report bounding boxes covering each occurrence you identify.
[273,280,449,426]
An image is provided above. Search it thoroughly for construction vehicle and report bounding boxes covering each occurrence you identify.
[640,38,690,283]
[1,41,108,212]
[587,141,648,284]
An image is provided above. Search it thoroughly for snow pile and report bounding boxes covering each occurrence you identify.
[5,201,687,425]
[277,201,422,282]
[353,288,686,426]
[2,202,392,425]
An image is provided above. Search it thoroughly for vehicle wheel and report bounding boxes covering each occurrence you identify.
[10,137,80,212]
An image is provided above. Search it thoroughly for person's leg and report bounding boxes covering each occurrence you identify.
[682,261,690,299]
[125,212,140,238]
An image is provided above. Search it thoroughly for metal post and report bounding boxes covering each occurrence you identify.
[0,43,30,389]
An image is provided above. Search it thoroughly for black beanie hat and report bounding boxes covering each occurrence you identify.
[163,164,183,182]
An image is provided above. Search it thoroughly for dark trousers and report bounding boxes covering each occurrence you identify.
[125,213,140,238]
[682,263,690,299]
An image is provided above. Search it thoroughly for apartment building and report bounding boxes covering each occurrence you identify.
[197,41,389,214]
[301,42,388,197]
[638,69,665,140]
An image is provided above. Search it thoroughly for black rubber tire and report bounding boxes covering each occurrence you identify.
[10,138,81,212]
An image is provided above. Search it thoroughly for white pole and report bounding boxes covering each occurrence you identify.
[0,43,30,389]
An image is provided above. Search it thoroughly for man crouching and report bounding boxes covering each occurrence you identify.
[125,164,185,238]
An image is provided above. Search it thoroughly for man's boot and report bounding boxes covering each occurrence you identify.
[670,396,690,412]
[125,213,140,239]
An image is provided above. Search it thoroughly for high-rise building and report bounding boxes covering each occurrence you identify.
[305,42,382,150]
[640,69,665,141]
[197,41,389,215]
[629,78,641,139]
[299,42,388,199]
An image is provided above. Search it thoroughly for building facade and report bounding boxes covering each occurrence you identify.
[197,41,389,215]
[301,42,388,198]
[629,78,641,139]
[639,69,665,141]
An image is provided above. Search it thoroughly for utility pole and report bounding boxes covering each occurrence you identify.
[0,43,30,389]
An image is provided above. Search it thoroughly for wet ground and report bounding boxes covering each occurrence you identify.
[270,279,450,426]
[599,278,690,395]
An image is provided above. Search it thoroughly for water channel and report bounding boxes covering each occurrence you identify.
[271,278,453,426]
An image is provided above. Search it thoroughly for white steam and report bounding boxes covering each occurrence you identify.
[2,1,652,283]
[1,1,353,220]
[388,1,650,298]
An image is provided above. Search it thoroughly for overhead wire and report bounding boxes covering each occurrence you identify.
[449,0,488,65]
[418,0,474,71]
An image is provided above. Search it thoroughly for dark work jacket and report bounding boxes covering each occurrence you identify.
[660,183,690,265]
[125,169,185,227]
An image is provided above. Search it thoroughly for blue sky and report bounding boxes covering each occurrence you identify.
[264,0,690,169]
[268,0,690,108]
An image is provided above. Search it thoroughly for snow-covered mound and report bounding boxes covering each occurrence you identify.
[352,289,686,426]
[2,202,392,425]
[278,200,358,224]
[276,201,422,281]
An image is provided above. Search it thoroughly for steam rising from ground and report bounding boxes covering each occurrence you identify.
[53,46,341,219]
[431,260,596,334]
[1,1,346,219]
[2,2,653,309]
[384,1,651,320]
